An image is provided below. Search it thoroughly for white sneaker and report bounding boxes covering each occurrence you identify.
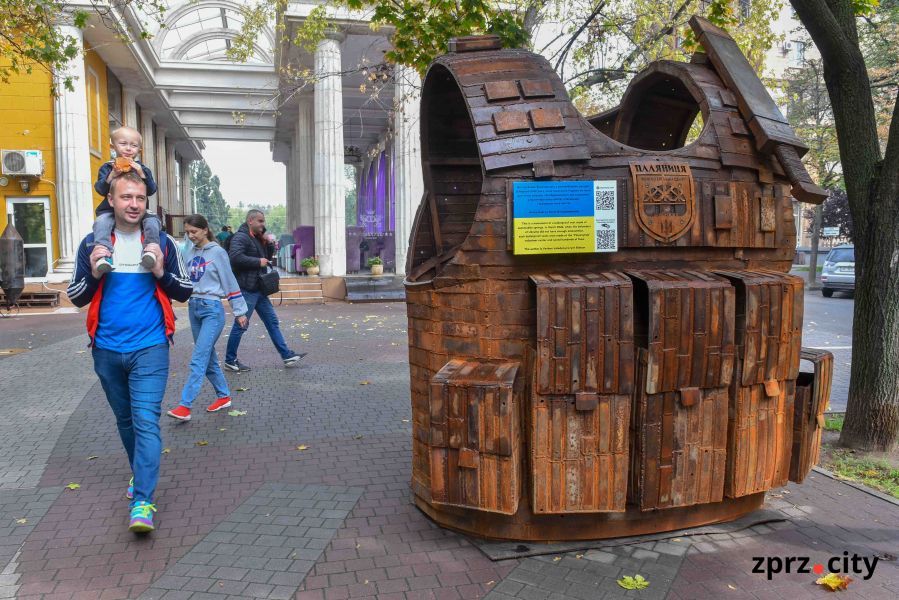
[96,257,114,274]
[140,251,157,269]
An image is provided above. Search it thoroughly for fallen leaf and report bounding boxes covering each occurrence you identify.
[816,573,852,591]
[65,483,80,490]
[402,419,410,423]
[219,427,228,432]
[552,556,561,562]
[76,350,86,354]
[297,445,309,451]
[617,574,649,590]
[15,518,27,525]
[235,387,249,392]
[228,410,247,416]
[196,440,209,446]
[162,448,171,454]
[486,580,494,585]
[353,434,364,439]
[575,554,583,559]
[359,381,370,385]
[727,584,737,590]
[87,456,98,460]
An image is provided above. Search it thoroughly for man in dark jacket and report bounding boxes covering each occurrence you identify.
[224,209,305,371]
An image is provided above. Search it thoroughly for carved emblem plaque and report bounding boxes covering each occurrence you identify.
[630,161,696,243]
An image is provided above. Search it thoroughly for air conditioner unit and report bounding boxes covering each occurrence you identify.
[1,150,44,177]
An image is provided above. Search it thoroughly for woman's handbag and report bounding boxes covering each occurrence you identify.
[258,266,280,296]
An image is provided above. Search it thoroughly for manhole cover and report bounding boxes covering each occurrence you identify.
[0,348,29,357]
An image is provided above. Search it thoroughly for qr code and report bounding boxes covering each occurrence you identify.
[594,188,616,211]
[595,228,616,250]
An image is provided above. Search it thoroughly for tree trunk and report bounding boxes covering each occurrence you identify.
[808,204,821,286]
[792,0,899,451]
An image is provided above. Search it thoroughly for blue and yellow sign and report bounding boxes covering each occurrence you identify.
[512,180,618,255]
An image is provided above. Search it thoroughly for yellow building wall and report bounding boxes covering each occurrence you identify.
[0,44,109,272]
[84,42,110,212]
[0,66,59,265]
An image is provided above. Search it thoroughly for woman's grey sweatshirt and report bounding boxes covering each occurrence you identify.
[183,241,249,317]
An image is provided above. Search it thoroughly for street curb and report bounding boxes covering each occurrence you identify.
[811,466,899,507]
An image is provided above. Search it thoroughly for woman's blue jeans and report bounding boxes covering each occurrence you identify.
[92,343,169,506]
[181,298,230,407]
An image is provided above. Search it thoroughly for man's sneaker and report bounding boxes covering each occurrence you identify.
[166,405,191,421]
[96,256,114,274]
[140,251,157,269]
[128,501,156,533]
[283,353,307,368]
[207,396,232,412]
[223,360,251,372]
[126,476,134,500]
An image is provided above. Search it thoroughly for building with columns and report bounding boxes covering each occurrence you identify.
[2,0,424,284]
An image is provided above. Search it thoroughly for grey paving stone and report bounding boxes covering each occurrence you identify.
[138,483,361,600]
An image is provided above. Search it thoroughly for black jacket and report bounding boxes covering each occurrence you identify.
[228,223,269,292]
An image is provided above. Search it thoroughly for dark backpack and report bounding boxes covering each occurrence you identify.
[222,233,234,252]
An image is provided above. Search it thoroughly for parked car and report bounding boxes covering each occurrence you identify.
[820,244,855,297]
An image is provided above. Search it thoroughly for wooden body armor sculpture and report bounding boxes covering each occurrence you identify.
[404,16,834,541]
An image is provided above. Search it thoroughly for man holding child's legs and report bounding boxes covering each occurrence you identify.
[67,171,192,533]
[224,209,305,371]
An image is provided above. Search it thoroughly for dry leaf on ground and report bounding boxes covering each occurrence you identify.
[816,573,852,591]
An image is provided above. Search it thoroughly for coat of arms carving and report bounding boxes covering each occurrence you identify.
[630,161,696,243]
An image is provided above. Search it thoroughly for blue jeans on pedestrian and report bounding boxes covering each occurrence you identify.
[225,289,292,362]
[181,298,230,408]
[92,343,169,506]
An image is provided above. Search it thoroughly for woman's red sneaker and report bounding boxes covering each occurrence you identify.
[166,405,191,420]
[207,397,232,412]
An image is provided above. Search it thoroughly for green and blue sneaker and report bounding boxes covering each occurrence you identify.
[128,501,156,533]
[126,477,134,500]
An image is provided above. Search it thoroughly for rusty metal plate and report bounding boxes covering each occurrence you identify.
[631,350,728,511]
[530,108,565,129]
[429,359,521,514]
[493,111,530,133]
[725,376,794,498]
[484,80,520,102]
[714,270,803,386]
[531,393,630,513]
[520,79,555,98]
[531,273,634,396]
[629,162,697,243]
[626,270,735,394]
[790,348,834,483]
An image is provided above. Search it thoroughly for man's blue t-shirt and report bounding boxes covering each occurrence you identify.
[94,229,166,352]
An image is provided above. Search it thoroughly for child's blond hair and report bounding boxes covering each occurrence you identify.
[110,126,142,147]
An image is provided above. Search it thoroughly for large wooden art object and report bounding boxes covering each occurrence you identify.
[404,16,834,541]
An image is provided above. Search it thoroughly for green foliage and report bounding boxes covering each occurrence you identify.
[189,161,231,233]
[300,256,319,267]
[227,0,280,61]
[0,0,166,94]
[824,413,845,432]
[367,256,383,266]
[827,449,899,498]
[345,165,357,227]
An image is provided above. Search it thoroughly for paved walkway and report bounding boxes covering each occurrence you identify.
[0,304,896,600]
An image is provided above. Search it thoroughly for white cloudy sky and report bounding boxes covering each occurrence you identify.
[202,141,285,207]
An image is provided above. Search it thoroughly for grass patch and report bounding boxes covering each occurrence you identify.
[824,414,844,432]
[826,449,899,498]
[791,265,824,272]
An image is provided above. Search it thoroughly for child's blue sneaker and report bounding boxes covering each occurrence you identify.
[126,476,134,500]
[128,501,156,533]
[96,256,114,274]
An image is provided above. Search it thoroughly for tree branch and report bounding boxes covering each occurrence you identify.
[879,87,899,186]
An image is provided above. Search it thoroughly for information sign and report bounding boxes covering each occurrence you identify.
[821,227,840,237]
[512,181,618,255]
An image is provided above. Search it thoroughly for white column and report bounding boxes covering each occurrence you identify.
[139,109,155,172]
[180,159,192,214]
[154,126,168,211]
[287,138,299,233]
[313,33,346,277]
[122,88,138,129]
[392,65,424,276]
[52,22,93,273]
[166,141,178,213]
[297,95,314,227]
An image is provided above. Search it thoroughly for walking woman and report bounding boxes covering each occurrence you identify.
[167,215,248,421]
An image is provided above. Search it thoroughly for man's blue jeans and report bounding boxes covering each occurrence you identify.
[225,289,292,362]
[92,343,169,506]
[181,298,229,407]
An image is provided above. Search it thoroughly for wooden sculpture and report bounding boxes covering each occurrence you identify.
[404,16,834,541]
